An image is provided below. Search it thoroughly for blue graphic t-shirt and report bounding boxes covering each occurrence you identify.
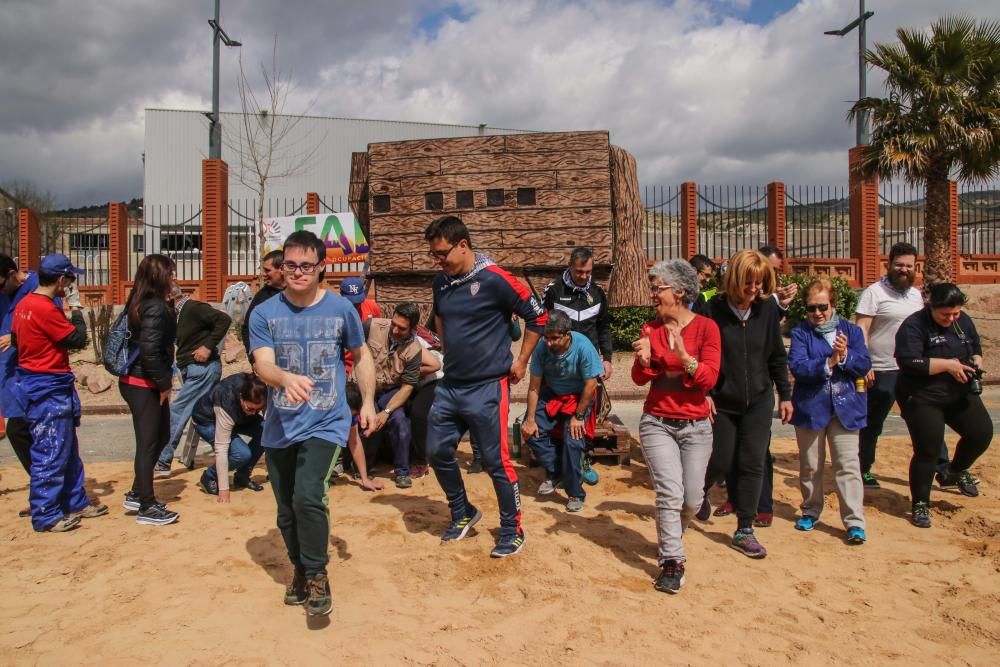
[249,291,364,448]
[529,331,603,396]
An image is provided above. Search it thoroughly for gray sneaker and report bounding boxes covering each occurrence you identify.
[40,515,82,533]
[566,497,584,512]
[153,462,171,479]
[538,479,555,495]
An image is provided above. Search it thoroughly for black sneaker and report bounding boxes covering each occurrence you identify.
[937,470,979,497]
[490,530,526,558]
[306,574,332,616]
[469,458,484,474]
[199,474,219,496]
[153,462,171,479]
[123,491,140,512]
[654,559,685,594]
[911,501,931,528]
[695,497,711,522]
[233,476,264,492]
[862,472,880,489]
[441,506,482,543]
[284,574,308,606]
[137,503,179,526]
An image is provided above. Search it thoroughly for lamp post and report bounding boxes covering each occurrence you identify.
[207,0,241,159]
[825,0,875,146]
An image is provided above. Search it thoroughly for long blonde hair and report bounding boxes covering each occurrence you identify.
[721,250,776,304]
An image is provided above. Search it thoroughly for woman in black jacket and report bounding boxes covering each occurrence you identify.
[698,249,793,558]
[895,283,992,528]
[119,254,179,526]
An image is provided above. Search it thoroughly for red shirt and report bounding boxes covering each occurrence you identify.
[12,293,76,373]
[358,299,382,322]
[631,315,721,420]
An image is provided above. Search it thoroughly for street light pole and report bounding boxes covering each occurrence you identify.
[207,0,241,159]
[825,0,875,145]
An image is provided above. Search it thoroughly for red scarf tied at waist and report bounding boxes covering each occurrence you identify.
[544,393,597,440]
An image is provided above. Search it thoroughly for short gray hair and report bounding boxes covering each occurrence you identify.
[649,259,700,306]
[544,309,572,335]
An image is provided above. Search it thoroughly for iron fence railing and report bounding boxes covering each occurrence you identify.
[46,217,111,287]
[784,185,850,258]
[878,181,926,255]
[142,204,203,281]
[958,183,1000,255]
[641,185,681,262]
[697,185,769,260]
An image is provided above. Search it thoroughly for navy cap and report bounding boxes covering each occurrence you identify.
[339,277,365,304]
[39,253,84,278]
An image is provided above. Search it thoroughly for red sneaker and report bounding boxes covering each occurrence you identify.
[753,512,773,528]
[410,464,430,479]
[713,502,735,517]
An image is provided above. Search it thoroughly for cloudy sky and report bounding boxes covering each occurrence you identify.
[1,0,995,208]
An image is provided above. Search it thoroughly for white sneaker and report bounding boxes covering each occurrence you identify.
[538,479,555,495]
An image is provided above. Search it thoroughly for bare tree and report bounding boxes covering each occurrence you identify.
[226,36,323,250]
[2,179,59,255]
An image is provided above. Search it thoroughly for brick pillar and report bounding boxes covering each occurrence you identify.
[306,192,320,215]
[849,146,880,286]
[201,159,229,302]
[17,208,41,270]
[948,180,960,280]
[108,202,129,303]
[767,182,786,261]
[680,181,698,259]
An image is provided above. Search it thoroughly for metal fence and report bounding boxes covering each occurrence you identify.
[958,183,1000,255]
[697,185,769,260]
[46,217,111,287]
[785,185,850,258]
[142,204,204,281]
[641,185,681,261]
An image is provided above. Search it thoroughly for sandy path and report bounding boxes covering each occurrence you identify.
[1,434,998,666]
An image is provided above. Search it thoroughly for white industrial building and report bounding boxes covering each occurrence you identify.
[142,108,531,277]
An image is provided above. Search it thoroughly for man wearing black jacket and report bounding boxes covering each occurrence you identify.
[543,247,613,380]
[241,250,284,357]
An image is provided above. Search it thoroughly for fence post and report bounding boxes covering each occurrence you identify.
[107,202,129,303]
[849,146,880,286]
[767,182,786,260]
[948,180,960,280]
[306,192,320,215]
[17,208,40,270]
[201,159,229,302]
[680,182,698,259]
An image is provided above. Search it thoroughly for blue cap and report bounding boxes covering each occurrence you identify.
[339,277,365,304]
[39,254,84,278]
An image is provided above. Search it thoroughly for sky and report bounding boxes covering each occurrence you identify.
[0,0,996,208]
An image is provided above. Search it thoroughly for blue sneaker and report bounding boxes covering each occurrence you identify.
[847,526,867,544]
[440,506,482,543]
[795,515,817,531]
[490,530,526,558]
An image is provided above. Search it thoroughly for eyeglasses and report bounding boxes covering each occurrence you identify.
[427,244,457,261]
[649,284,673,295]
[280,261,320,275]
[805,304,830,313]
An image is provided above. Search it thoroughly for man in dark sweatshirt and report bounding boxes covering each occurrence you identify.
[155,285,231,476]
[241,249,284,358]
[424,215,547,558]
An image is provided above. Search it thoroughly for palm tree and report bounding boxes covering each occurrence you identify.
[849,16,1000,285]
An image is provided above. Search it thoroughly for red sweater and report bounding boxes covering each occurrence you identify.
[631,315,721,420]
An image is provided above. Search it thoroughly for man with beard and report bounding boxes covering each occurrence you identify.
[854,243,969,491]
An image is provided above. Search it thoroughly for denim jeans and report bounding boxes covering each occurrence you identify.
[526,394,592,501]
[194,420,264,483]
[158,359,222,466]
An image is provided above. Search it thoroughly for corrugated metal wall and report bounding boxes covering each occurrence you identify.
[143,109,531,207]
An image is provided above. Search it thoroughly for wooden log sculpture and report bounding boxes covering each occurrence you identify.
[349,152,370,239]
[607,145,648,307]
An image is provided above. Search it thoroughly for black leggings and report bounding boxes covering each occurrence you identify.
[6,416,33,474]
[408,380,438,466]
[901,393,993,504]
[120,382,170,509]
[704,395,774,529]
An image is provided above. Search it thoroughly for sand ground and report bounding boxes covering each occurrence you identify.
[1,429,998,666]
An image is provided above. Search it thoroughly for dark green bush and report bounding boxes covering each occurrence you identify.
[780,273,859,329]
[610,306,656,351]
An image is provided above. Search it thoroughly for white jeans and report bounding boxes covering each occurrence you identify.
[795,418,866,530]
[638,414,713,563]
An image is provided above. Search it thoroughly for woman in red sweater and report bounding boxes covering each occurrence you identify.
[632,259,721,594]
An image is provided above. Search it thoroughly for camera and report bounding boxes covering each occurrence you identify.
[966,366,985,395]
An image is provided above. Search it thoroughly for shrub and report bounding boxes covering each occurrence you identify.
[610,306,656,351]
[780,273,859,329]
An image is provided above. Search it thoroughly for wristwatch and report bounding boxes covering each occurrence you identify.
[382,408,392,415]
[573,412,585,420]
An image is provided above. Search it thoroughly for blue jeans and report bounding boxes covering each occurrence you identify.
[194,420,264,483]
[158,360,222,466]
[526,393,591,501]
[362,387,412,477]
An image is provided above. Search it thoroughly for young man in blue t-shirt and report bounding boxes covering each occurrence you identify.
[521,310,603,512]
[424,216,547,558]
[249,230,377,617]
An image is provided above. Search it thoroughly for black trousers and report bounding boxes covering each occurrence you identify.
[407,380,438,466]
[704,395,774,530]
[6,416,33,474]
[120,383,170,510]
[900,393,993,504]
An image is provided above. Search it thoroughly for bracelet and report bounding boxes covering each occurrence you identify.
[683,358,699,375]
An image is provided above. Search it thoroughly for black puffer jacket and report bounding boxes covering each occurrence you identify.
[706,293,792,413]
[126,299,176,391]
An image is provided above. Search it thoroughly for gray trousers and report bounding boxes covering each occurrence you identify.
[795,418,866,530]
[638,414,713,564]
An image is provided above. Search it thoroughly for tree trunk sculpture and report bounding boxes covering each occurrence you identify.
[608,145,648,306]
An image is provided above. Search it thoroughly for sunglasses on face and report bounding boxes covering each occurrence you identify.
[806,303,830,313]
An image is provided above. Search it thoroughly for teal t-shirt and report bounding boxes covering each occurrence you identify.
[529,331,603,395]
[249,291,363,448]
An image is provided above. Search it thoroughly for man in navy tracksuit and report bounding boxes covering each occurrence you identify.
[425,216,546,558]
